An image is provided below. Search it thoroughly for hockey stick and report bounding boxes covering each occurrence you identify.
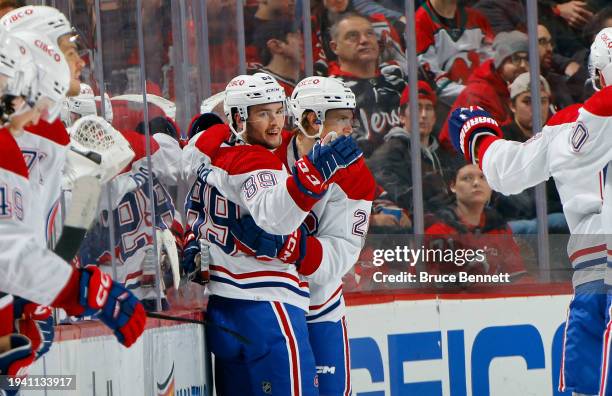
[146,311,251,344]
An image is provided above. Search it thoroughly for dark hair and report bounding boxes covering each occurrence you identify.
[254,20,300,66]
[584,6,612,42]
[135,116,179,140]
[329,12,371,41]
[445,155,469,186]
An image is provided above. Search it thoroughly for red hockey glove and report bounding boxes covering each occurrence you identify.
[53,266,146,347]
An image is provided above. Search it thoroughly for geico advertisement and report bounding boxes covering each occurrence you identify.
[346,295,572,396]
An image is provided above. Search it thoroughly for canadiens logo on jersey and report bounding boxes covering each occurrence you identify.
[21,149,47,184]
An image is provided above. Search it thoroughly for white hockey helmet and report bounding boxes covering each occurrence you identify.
[61,83,96,126]
[0,32,36,99]
[1,6,75,46]
[289,76,356,138]
[589,27,612,91]
[21,31,70,122]
[223,72,286,139]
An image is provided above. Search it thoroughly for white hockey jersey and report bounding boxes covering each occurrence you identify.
[183,125,332,312]
[77,130,181,299]
[15,119,70,246]
[477,99,607,287]
[0,128,73,305]
[275,133,375,323]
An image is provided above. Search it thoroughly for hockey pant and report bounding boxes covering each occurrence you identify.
[308,317,351,396]
[559,280,608,395]
[206,295,319,396]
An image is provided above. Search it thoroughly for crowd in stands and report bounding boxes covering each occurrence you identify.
[236,0,610,242]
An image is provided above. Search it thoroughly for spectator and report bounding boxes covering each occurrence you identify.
[472,0,526,34]
[495,72,568,234]
[439,31,529,152]
[248,21,303,96]
[503,72,552,141]
[244,0,295,51]
[539,0,605,58]
[416,0,495,106]
[425,162,528,286]
[539,23,588,106]
[311,1,406,76]
[367,81,453,217]
[575,6,612,100]
[328,13,406,156]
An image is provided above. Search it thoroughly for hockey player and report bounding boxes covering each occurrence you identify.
[182,72,362,395]
[0,6,83,247]
[447,27,612,396]
[57,85,183,310]
[0,34,145,381]
[227,76,376,395]
[60,82,113,126]
[1,5,85,97]
[77,124,183,310]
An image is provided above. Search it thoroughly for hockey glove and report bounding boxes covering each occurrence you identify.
[181,231,208,285]
[12,298,53,360]
[293,135,362,198]
[0,334,33,377]
[230,215,308,266]
[53,266,146,347]
[448,106,502,164]
[14,317,54,361]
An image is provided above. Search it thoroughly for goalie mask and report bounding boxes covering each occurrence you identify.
[65,115,135,187]
[289,76,356,139]
[61,83,96,126]
[589,27,612,91]
[223,73,286,140]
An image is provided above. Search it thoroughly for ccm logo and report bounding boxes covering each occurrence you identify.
[3,8,34,25]
[316,366,336,374]
[297,78,320,87]
[34,39,61,62]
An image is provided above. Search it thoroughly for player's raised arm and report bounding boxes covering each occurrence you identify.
[447,106,554,195]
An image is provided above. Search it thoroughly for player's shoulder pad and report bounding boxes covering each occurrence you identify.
[582,86,612,117]
[120,129,160,162]
[213,144,284,175]
[0,129,28,178]
[193,123,231,160]
[546,103,582,126]
[24,118,70,146]
[335,157,377,201]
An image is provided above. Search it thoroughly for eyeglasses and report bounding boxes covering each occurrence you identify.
[510,53,529,66]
